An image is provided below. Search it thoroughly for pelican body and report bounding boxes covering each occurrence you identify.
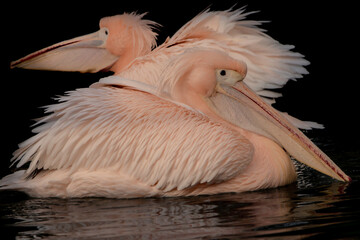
[1,8,350,198]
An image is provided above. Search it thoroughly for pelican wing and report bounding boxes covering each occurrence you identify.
[165,8,309,103]
[161,8,323,130]
[12,83,253,192]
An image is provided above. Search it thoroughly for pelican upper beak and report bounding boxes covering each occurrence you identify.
[209,80,351,182]
[10,29,118,73]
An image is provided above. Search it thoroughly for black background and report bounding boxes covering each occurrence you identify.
[1,1,359,177]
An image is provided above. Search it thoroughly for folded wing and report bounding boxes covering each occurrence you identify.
[12,82,254,192]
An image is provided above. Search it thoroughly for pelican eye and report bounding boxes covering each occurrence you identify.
[100,28,109,38]
[216,69,245,86]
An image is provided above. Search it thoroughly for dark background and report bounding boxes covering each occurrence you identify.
[1,1,359,177]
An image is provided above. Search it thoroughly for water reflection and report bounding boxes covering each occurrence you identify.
[1,133,359,239]
[1,178,358,239]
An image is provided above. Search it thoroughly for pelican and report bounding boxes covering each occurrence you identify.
[1,8,350,198]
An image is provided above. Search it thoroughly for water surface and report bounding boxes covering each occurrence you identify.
[1,133,359,239]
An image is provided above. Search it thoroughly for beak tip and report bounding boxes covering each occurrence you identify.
[10,60,18,69]
[336,172,351,182]
[345,175,352,182]
[335,167,351,182]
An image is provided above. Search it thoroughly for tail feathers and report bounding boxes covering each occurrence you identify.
[0,170,27,190]
[281,112,324,130]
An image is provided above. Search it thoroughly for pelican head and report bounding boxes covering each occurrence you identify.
[160,48,350,183]
[10,13,158,73]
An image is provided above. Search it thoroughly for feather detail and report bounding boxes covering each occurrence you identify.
[10,86,254,192]
[281,112,324,130]
[162,7,309,99]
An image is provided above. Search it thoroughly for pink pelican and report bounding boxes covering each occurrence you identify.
[1,8,350,198]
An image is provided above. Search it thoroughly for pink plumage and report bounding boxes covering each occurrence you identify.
[2,7,350,198]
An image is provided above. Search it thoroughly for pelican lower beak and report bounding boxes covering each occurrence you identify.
[209,82,351,182]
[11,29,118,73]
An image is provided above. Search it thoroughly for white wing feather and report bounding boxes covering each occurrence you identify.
[12,85,253,192]
[160,8,322,129]
[165,8,309,101]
